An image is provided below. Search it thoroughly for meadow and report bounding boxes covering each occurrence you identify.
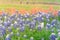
[0,1,60,40]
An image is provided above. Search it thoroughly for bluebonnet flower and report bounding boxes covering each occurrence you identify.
[0,25,6,35]
[25,18,31,25]
[13,21,19,29]
[0,31,4,38]
[36,16,44,22]
[20,26,25,32]
[13,23,18,29]
[37,25,41,30]
[9,14,16,21]
[17,19,24,26]
[46,23,51,29]
[17,14,21,18]
[29,21,36,29]
[3,21,10,27]
[30,37,34,40]
[50,33,57,40]
[5,34,11,40]
[7,27,12,32]
[16,17,20,22]
[45,13,51,19]
[23,34,27,38]
[10,32,14,37]
[58,10,60,16]
[38,12,42,15]
[2,13,7,17]
[51,19,57,26]
[7,20,11,26]
[24,13,30,18]
[32,17,37,21]
[46,19,50,23]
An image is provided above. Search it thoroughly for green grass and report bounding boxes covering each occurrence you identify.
[0,4,60,10]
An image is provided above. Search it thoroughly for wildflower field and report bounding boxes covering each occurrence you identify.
[0,3,60,40]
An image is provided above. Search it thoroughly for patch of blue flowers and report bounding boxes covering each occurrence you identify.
[0,11,60,40]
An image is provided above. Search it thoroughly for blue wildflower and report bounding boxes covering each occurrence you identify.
[46,23,51,29]
[20,26,25,32]
[50,33,57,40]
[37,25,41,30]
[5,34,11,40]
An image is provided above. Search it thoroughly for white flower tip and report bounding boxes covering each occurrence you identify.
[40,22,44,28]
[52,33,55,35]
[58,32,60,35]
[6,34,10,38]
[14,21,17,24]
[10,32,13,35]
[24,34,27,37]
[4,16,7,18]
[30,29,33,31]
[30,37,34,39]
[17,28,19,30]
[11,24,13,26]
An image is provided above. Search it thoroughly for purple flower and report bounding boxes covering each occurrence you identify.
[45,13,51,19]
[37,25,41,30]
[3,21,10,27]
[29,21,36,29]
[0,26,6,35]
[51,19,57,26]
[46,19,50,23]
[2,13,7,17]
[58,10,60,16]
[50,33,56,40]
[7,27,12,32]
[38,12,42,15]
[17,14,21,18]
[18,19,25,26]
[5,37,11,40]
[46,23,51,29]
[9,14,16,20]
[20,26,25,32]
[0,31,4,38]
[5,34,11,40]
[24,13,30,18]
[13,23,18,29]
[25,19,31,24]
[32,17,37,21]
[36,16,44,22]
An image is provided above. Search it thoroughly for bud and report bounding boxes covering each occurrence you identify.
[23,34,27,38]
[30,37,34,40]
